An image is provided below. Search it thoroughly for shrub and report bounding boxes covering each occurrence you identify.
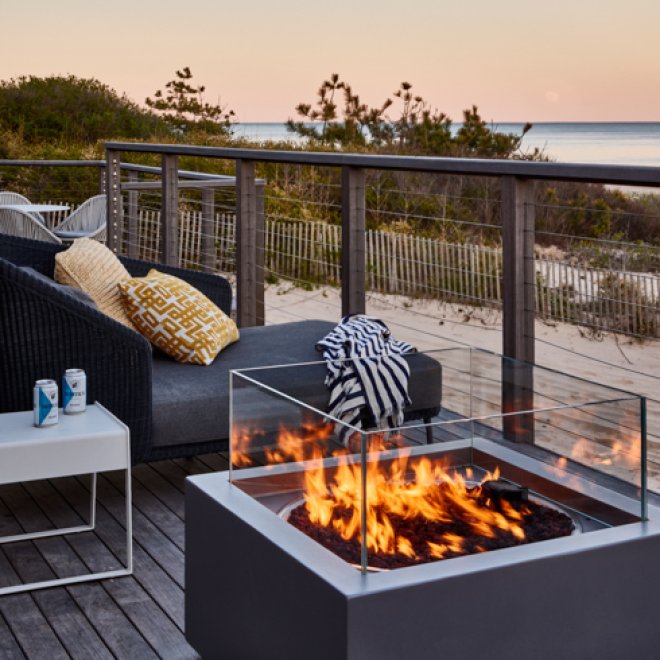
[0,75,165,143]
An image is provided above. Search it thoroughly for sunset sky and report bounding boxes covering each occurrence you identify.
[2,0,659,123]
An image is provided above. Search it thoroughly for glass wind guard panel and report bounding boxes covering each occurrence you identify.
[229,348,646,574]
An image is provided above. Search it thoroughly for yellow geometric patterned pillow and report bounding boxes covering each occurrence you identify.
[118,269,239,365]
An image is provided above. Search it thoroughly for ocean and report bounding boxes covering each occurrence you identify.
[232,122,660,169]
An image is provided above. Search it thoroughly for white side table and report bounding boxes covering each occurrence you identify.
[0,403,132,595]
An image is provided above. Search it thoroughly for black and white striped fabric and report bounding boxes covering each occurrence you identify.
[316,315,415,445]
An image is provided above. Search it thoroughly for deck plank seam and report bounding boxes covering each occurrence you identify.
[1,483,149,659]
[91,474,186,586]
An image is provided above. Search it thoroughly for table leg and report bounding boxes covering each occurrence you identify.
[0,470,133,595]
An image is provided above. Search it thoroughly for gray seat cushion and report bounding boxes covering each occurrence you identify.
[151,320,335,448]
[150,319,442,448]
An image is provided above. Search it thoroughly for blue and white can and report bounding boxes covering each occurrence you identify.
[63,368,86,414]
[34,379,58,427]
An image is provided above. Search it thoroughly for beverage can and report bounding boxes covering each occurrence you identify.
[63,369,87,414]
[34,379,58,427]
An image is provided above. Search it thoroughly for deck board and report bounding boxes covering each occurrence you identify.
[54,476,186,627]
[0,611,25,659]
[66,582,159,660]
[0,593,69,660]
[130,464,190,518]
[32,588,114,660]
[1,478,167,659]
[100,576,196,660]
[105,470,185,550]
[93,475,185,587]
[1,442,659,658]
[0,453,224,659]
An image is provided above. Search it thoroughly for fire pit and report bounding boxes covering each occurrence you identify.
[284,469,577,570]
[185,348,660,659]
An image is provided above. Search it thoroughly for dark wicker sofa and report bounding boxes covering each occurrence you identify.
[0,234,442,464]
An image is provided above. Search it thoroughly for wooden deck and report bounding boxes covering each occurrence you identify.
[0,453,230,659]
[0,415,456,659]
[1,419,655,659]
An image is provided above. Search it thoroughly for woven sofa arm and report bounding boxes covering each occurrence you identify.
[0,259,153,463]
[119,256,233,317]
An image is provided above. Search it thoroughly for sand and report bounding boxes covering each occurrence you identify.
[265,283,660,490]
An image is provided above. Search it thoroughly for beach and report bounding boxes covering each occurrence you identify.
[265,283,660,490]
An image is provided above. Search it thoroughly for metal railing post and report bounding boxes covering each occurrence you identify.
[105,150,122,254]
[127,171,139,259]
[501,175,535,443]
[161,154,179,266]
[255,181,265,326]
[341,166,366,317]
[236,160,259,327]
[201,187,215,272]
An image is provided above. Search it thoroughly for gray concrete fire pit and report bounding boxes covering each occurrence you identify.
[185,350,660,659]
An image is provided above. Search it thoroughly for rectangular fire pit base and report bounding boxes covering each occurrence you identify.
[186,471,660,660]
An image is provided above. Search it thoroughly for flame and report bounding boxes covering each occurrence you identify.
[231,419,336,467]
[567,418,641,477]
[264,421,335,465]
[233,421,533,563]
[231,424,261,467]
[312,452,533,561]
[546,409,642,497]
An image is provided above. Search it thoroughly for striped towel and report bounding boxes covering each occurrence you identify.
[316,315,415,445]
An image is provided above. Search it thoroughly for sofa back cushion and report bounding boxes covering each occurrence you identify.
[119,269,239,365]
[21,267,98,308]
[54,238,136,330]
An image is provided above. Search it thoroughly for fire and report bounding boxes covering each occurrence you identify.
[233,421,533,564]
[231,419,336,467]
[264,421,335,465]
[545,409,642,490]
[302,451,531,561]
[231,423,263,467]
[568,423,641,477]
[231,419,400,468]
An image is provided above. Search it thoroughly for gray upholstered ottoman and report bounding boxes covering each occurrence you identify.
[151,320,442,450]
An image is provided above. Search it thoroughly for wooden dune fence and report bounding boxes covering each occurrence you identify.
[128,211,660,337]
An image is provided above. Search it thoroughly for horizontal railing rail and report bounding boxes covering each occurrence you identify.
[0,159,105,167]
[0,159,238,180]
[105,143,660,187]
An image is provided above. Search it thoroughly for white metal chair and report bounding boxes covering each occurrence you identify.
[0,208,62,243]
[53,194,107,242]
[0,191,47,225]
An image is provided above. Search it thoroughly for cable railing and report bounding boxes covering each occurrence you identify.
[2,155,658,339]
[2,151,658,489]
[103,144,660,482]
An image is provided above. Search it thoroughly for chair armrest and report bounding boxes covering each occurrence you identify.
[119,256,233,316]
[0,259,153,463]
[0,233,65,274]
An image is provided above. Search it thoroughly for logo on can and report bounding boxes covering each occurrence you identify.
[34,379,58,427]
[63,369,87,414]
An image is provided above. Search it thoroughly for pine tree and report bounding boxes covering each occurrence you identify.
[146,67,235,136]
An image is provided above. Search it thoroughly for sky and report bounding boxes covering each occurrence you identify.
[1,0,659,123]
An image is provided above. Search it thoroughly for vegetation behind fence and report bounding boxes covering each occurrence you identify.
[128,210,659,338]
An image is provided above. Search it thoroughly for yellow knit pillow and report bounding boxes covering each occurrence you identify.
[54,238,137,330]
[119,269,239,365]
